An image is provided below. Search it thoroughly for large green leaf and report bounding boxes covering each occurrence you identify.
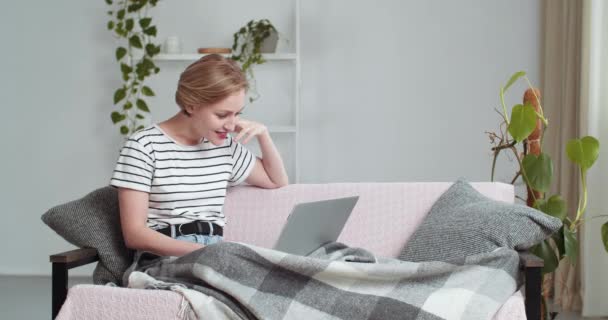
[535,195,566,221]
[531,239,559,274]
[564,228,578,265]
[503,71,526,92]
[508,103,537,142]
[602,222,608,253]
[522,153,553,192]
[552,226,566,259]
[566,136,600,170]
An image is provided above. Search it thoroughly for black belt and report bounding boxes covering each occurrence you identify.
[157,221,223,238]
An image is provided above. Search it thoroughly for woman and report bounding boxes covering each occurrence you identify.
[110,54,289,257]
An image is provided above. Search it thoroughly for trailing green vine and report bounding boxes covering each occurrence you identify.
[105,0,162,135]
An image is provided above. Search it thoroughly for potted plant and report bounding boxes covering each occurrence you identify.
[486,71,608,319]
[105,0,162,135]
[231,19,280,103]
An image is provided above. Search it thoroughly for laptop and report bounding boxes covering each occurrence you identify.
[273,196,359,255]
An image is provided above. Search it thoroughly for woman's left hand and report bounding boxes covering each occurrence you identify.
[233,118,268,144]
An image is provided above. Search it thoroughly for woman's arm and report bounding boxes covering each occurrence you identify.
[118,187,204,256]
[234,120,289,188]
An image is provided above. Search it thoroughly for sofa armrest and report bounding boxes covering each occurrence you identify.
[50,248,99,319]
[518,251,543,320]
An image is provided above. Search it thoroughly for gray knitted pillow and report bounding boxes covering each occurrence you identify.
[398,179,562,262]
[42,186,133,285]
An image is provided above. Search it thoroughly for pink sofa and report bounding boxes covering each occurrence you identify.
[52,182,540,319]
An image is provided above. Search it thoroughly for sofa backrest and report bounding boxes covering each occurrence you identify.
[223,182,514,258]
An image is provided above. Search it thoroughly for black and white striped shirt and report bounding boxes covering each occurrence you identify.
[110,125,255,229]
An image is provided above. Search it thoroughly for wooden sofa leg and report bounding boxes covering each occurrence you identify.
[52,262,68,320]
[525,266,542,320]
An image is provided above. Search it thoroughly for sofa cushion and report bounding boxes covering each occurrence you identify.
[41,186,133,285]
[398,179,562,262]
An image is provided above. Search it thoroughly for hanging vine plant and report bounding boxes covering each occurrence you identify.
[231,19,279,103]
[105,0,162,135]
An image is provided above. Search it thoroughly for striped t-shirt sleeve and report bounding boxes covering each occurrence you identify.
[228,139,255,186]
[110,138,154,192]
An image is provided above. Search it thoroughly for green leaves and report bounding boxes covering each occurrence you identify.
[503,71,526,93]
[113,88,126,104]
[531,240,559,274]
[139,17,152,29]
[602,222,608,253]
[508,103,537,142]
[125,18,134,31]
[567,136,600,171]
[116,47,127,61]
[142,86,155,96]
[136,99,150,112]
[522,153,553,192]
[106,0,159,135]
[535,195,566,221]
[564,228,578,265]
[111,111,126,124]
[143,26,157,37]
[129,35,143,49]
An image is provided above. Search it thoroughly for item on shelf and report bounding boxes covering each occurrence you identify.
[164,36,182,54]
[231,19,280,102]
[197,48,232,54]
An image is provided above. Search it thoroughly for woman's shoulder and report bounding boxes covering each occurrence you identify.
[127,125,164,144]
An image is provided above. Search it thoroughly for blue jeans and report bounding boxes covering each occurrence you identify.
[175,234,223,245]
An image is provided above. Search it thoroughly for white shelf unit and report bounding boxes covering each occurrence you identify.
[147,0,301,182]
[153,53,297,61]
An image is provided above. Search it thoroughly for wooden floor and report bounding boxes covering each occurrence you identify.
[0,275,604,319]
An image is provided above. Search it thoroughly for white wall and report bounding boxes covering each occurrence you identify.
[0,0,541,275]
[581,0,608,316]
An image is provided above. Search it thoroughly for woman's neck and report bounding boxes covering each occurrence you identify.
[158,112,205,146]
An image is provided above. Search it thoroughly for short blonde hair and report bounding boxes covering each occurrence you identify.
[175,54,248,112]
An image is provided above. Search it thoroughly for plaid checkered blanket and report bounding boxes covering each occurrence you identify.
[124,242,520,320]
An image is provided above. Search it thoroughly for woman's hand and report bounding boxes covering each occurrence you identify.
[233,118,268,144]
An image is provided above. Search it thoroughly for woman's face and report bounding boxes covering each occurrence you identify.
[189,89,246,146]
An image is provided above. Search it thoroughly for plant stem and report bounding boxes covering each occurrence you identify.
[511,171,521,184]
[491,151,499,182]
[499,88,510,125]
[510,145,538,204]
[574,168,588,225]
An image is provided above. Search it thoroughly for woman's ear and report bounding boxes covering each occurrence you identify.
[182,105,194,116]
